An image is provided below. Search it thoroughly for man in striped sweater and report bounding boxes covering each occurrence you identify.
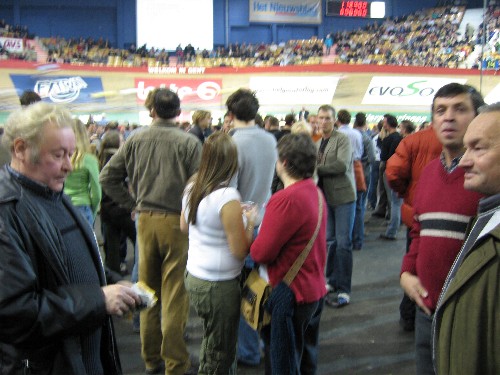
[399,83,485,375]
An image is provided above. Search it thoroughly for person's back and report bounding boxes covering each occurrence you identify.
[64,119,101,225]
[225,88,277,366]
[100,88,201,375]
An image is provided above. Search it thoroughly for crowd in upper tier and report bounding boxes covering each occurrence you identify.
[1,4,499,69]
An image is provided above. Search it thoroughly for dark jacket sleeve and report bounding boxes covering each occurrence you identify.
[0,214,107,347]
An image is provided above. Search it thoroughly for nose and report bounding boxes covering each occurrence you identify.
[63,155,73,172]
[458,149,471,168]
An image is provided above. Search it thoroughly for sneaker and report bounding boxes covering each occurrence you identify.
[336,293,350,308]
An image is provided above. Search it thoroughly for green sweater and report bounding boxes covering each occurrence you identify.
[64,153,102,218]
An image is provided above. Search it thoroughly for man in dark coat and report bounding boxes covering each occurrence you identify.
[0,102,140,374]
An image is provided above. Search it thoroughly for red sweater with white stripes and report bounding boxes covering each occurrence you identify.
[400,159,483,312]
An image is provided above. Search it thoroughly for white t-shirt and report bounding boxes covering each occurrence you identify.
[182,185,245,281]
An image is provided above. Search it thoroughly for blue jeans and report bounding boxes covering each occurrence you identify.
[385,187,403,238]
[237,231,262,365]
[325,201,356,294]
[262,298,323,375]
[352,190,367,249]
[76,205,94,228]
[415,308,435,375]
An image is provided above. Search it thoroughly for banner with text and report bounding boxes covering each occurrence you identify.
[362,77,468,106]
[250,76,339,105]
[249,0,321,24]
[135,78,223,106]
[10,74,105,104]
[0,37,24,53]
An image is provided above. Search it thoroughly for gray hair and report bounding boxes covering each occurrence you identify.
[478,102,500,114]
[2,102,73,163]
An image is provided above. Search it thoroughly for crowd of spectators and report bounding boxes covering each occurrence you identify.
[2,5,499,69]
[332,6,471,68]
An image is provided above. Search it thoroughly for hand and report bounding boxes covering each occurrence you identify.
[243,205,258,224]
[102,284,141,317]
[131,210,136,221]
[400,272,431,315]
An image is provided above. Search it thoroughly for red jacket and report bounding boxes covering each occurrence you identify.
[385,127,441,227]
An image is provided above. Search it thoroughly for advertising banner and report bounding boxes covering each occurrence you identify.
[0,37,23,53]
[9,74,105,104]
[249,76,339,105]
[249,0,321,24]
[135,78,223,106]
[362,77,467,106]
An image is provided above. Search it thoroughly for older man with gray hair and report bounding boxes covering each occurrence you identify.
[0,102,140,374]
[432,102,500,375]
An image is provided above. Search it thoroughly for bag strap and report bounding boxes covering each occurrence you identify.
[282,188,323,286]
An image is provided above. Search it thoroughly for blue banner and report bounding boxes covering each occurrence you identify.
[9,74,105,104]
[249,0,321,24]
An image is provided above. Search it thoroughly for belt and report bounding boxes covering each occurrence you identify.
[139,210,180,216]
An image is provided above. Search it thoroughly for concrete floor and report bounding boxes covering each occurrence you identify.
[111,213,416,375]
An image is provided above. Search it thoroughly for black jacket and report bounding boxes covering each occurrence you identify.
[0,166,121,375]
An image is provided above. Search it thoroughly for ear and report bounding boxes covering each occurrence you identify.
[12,138,28,161]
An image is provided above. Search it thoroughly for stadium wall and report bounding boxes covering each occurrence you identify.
[1,60,498,126]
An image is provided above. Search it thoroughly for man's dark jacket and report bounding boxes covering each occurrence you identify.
[0,166,121,375]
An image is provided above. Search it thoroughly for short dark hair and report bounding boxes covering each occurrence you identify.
[269,116,279,128]
[384,114,398,128]
[255,113,264,128]
[431,83,485,117]
[284,113,296,125]
[353,112,366,127]
[400,120,416,134]
[153,88,181,120]
[277,133,316,179]
[318,104,335,118]
[337,109,351,124]
[225,88,259,122]
[19,90,41,106]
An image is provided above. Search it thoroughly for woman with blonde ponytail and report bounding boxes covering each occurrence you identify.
[64,119,102,226]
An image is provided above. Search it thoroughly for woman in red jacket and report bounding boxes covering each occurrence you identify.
[250,133,327,374]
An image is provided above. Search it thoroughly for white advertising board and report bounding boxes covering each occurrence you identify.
[249,76,340,105]
[362,77,468,106]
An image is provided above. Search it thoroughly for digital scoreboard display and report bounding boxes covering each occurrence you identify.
[326,1,386,19]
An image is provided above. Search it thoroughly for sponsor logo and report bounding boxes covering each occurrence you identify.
[34,77,88,103]
[362,77,467,105]
[0,37,23,52]
[136,79,222,105]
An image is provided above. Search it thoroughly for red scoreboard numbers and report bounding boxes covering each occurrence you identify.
[339,1,369,18]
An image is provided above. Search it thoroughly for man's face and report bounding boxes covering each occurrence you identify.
[459,111,500,196]
[432,93,476,153]
[19,122,75,192]
[317,109,334,137]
